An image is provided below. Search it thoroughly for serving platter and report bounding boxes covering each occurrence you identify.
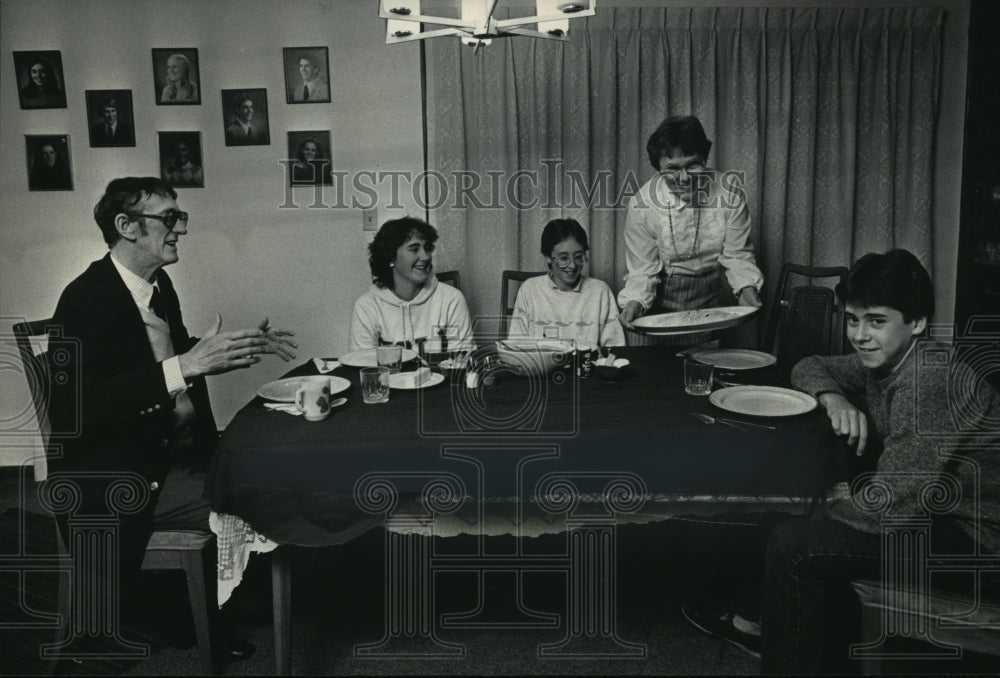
[632,306,758,335]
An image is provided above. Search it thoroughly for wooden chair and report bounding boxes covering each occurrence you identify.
[435,270,461,290]
[761,263,849,369]
[851,575,1000,673]
[500,270,543,337]
[13,319,215,675]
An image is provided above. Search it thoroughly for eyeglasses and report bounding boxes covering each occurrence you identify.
[128,211,189,229]
[552,253,588,267]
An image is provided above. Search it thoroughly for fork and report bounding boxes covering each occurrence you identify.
[690,412,776,432]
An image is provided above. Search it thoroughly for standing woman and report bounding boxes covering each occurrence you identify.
[350,217,474,352]
[618,115,763,331]
[161,54,198,103]
[509,218,625,349]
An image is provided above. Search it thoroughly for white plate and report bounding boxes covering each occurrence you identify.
[497,338,576,353]
[389,371,445,390]
[632,306,758,335]
[338,347,419,368]
[709,386,817,417]
[256,375,351,403]
[690,349,777,371]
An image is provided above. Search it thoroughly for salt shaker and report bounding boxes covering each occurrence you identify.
[465,358,480,388]
[577,345,593,379]
[482,355,499,387]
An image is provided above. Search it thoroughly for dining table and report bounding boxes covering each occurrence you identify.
[205,344,848,673]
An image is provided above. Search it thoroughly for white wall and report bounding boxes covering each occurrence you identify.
[0,0,427,438]
[0,0,971,457]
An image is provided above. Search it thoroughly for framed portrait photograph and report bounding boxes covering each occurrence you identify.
[159,131,204,188]
[282,47,331,104]
[85,89,136,147]
[287,130,333,186]
[221,88,270,146]
[152,48,201,105]
[25,135,73,191]
[13,50,67,109]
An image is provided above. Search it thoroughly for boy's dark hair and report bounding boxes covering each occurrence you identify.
[368,216,438,289]
[836,249,934,323]
[540,218,589,257]
[646,115,712,170]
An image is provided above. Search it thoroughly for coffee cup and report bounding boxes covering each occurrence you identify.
[295,376,332,421]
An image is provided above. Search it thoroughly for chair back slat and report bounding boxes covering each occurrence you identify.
[500,270,542,337]
[776,286,835,369]
[762,263,848,363]
[436,270,461,291]
[12,319,55,441]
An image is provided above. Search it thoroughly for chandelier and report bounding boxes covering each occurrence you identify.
[380,0,596,49]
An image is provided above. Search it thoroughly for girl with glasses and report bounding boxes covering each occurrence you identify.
[508,218,625,349]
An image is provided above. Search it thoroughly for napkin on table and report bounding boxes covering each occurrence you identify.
[263,403,302,416]
[675,339,720,358]
[313,358,341,373]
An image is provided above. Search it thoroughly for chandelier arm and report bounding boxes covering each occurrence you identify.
[503,26,569,41]
[495,10,594,30]
[386,27,465,43]
[382,13,476,30]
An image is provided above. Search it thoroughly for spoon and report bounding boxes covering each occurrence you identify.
[690,412,776,432]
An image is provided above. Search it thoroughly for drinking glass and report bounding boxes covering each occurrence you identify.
[376,345,403,374]
[361,366,391,403]
[684,357,714,396]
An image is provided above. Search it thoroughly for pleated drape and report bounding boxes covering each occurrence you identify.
[425,6,942,331]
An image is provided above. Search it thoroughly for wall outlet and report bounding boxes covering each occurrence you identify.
[362,207,378,231]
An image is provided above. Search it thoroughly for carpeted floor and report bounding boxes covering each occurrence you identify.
[3,466,998,676]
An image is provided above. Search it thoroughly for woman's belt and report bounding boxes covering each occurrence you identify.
[659,262,720,279]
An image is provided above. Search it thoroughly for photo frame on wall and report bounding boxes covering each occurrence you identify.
[287,130,333,185]
[152,48,201,105]
[85,89,136,147]
[221,88,270,146]
[13,50,67,109]
[26,135,73,191]
[159,132,204,188]
[282,47,331,104]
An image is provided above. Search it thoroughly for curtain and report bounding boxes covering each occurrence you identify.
[425,6,943,335]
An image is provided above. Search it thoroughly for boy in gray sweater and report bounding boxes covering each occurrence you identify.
[760,249,1000,673]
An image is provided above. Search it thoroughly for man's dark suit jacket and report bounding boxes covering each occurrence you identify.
[89,121,135,147]
[48,253,216,570]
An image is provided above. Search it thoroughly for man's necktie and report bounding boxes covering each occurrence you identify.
[149,287,167,321]
[246,125,253,140]
[303,85,310,101]
[106,124,114,139]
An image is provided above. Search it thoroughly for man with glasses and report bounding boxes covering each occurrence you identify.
[47,177,296,663]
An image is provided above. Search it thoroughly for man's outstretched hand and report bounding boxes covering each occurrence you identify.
[257,316,297,361]
[179,313,295,379]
